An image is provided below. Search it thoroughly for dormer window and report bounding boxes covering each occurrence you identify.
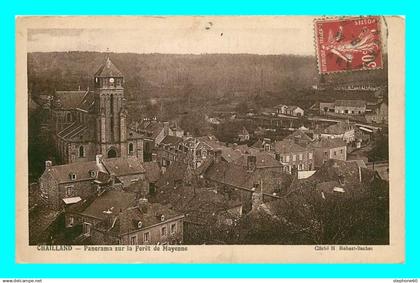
[137,221,143,229]
[160,215,165,222]
[69,173,77,180]
[89,170,96,178]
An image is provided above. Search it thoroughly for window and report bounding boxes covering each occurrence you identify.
[299,153,303,161]
[130,235,137,245]
[292,155,296,162]
[285,155,290,162]
[66,112,72,122]
[161,226,167,237]
[69,173,77,180]
[128,143,134,154]
[324,151,328,157]
[143,232,150,243]
[79,145,85,158]
[170,223,177,234]
[309,152,313,159]
[340,149,344,154]
[334,150,337,156]
[65,185,74,197]
[69,216,74,227]
[298,164,303,170]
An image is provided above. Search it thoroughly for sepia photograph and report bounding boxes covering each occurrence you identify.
[15,16,405,263]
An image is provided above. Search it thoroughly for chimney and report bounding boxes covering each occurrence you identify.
[45,160,52,170]
[251,182,263,210]
[214,149,222,163]
[138,198,148,213]
[96,154,103,166]
[110,173,116,187]
[103,209,114,228]
[247,155,257,171]
[163,121,169,136]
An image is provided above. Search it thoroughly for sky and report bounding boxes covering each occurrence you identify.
[27,16,318,55]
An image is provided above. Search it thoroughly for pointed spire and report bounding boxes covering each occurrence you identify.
[94,51,123,78]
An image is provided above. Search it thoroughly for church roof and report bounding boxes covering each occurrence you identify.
[94,57,123,78]
[54,90,88,110]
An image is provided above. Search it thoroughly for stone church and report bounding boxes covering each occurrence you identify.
[51,56,144,163]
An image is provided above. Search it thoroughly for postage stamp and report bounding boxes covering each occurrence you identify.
[314,16,383,74]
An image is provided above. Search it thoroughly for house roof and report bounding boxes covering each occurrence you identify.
[94,57,123,78]
[143,161,161,183]
[233,152,281,169]
[115,202,183,235]
[79,190,137,220]
[48,161,100,184]
[150,186,241,225]
[284,130,313,143]
[29,207,61,244]
[161,135,183,146]
[204,160,291,195]
[323,121,354,135]
[101,157,145,177]
[335,99,366,108]
[274,140,307,154]
[309,138,346,149]
[53,90,88,110]
[221,148,243,163]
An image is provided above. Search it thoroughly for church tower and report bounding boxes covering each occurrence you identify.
[94,56,127,158]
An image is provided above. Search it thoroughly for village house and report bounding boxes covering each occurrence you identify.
[51,57,144,164]
[320,100,366,116]
[38,155,145,210]
[274,104,304,117]
[273,140,315,172]
[149,184,243,244]
[238,127,250,142]
[308,138,347,168]
[283,129,313,147]
[365,100,388,124]
[251,138,272,152]
[198,151,293,212]
[65,190,184,245]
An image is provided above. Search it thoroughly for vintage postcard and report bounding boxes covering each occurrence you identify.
[16,16,405,263]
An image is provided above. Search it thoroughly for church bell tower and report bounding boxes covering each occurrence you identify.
[94,56,127,158]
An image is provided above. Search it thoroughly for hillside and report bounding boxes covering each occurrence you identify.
[27,51,387,101]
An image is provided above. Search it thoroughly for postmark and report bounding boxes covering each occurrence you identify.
[314,16,383,74]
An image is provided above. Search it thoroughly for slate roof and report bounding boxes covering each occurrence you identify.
[274,140,307,154]
[29,207,61,245]
[79,190,137,220]
[161,135,183,146]
[101,157,145,177]
[78,91,95,112]
[204,161,291,195]
[54,90,88,110]
[233,152,281,169]
[143,161,161,183]
[284,130,313,143]
[323,121,354,135]
[309,138,346,149]
[57,122,94,142]
[48,161,99,184]
[109,203,183,235]
[150,186,241,225]
[335,99,366,108]
[94,57,123,78]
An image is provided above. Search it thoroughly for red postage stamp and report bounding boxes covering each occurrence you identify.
[314,16,383,74]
